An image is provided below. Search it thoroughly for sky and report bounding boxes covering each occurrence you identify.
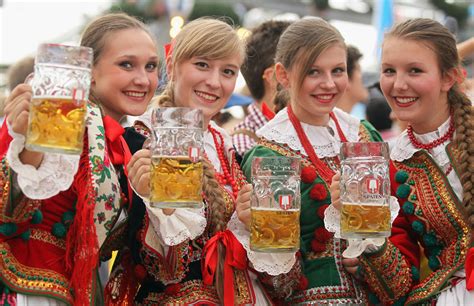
[0,0,112,65]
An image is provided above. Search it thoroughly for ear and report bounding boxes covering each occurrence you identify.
[274,62,290,89]
[441,67,458,92]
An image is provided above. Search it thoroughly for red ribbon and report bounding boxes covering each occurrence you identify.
[202,230,248,306]
[103,116,133,207]
[261,102,275,121]
[466,247,474,290]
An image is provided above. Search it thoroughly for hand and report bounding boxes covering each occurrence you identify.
[127,149,151,198]
[4,84,32,136]
[330,172,342,210]
[342,257,360,276]
[235,184,252,230]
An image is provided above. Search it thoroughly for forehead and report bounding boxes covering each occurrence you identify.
[382,37,438,64]
[101,28,156,54]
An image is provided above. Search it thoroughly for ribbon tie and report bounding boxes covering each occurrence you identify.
[202,230,248,306]
[466,247,474,291]
[103,116,132,207]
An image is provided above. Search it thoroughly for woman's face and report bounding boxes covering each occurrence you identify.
[278,44,348,125]
[380,37,454,133]
[171,54,241,126]
[91,28,159,121]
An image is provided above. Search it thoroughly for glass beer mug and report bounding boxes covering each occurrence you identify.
[149,107,204,208]
[340,142,391,239]
[25,43,93,155]
[250,156,301,252]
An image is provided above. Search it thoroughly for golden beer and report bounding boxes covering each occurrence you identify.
[150,156,203,208]
[340,203,390,238]
[26,97,86,154]
[250,208,300,252]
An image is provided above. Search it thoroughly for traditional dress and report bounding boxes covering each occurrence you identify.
[360,117,474,305]
[0,103,130,305]
[231,107,381,305]
[106,111,266,305]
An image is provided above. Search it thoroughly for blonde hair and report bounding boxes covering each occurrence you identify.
[275,17,346,90]
[80,13,156,105]
[386,18,474,226]
[154,18,244,301]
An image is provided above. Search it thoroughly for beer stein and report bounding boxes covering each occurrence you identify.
[340,142,391,239]
[250,156,301,252]
[149,107,204,208]
[25,43,93,155]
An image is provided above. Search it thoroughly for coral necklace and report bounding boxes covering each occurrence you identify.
[407,118,455,150]
[287,105,347,184]
[208,125,239,198]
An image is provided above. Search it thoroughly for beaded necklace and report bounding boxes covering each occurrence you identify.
[208,125,239,198]
[406,117,455,150]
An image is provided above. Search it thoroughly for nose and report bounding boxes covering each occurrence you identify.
[393,74,408,91]
[205,69,220,89]
[321,73,336,90]
[133,69,151,86]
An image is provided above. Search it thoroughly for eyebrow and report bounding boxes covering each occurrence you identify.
[311,62,346,68]
[117,55,159,61]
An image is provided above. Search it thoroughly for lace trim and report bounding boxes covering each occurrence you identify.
[324,196,399,258]
[145,204,207,246]
[6,123,79,199]
[227,212,296,275]
[256,107,360,158]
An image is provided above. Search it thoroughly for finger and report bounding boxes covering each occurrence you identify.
[127,149,151,173]
[4,91,32,118]
[345,266,358,275]
[342,258,359,267]
[128,157,151,185]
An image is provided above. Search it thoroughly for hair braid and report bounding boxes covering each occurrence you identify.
[450,88,474,226]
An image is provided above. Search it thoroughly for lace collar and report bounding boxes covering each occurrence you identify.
[390,117,453,165]
[256,107,360,158]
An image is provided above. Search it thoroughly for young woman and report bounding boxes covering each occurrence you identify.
[105,18,266,305]
[0,13,158,305]
[335,18,473,305]
[232,17,381,305]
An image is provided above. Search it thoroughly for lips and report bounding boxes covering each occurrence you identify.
[195,90,219,103]
[393,96,418,107]
[124,90,147,101]
[311,94,336,104]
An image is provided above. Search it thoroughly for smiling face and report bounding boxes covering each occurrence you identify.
[380,37,454,133]
[171,54,241,125]
[276,44,348,125]
[91,28,159,121]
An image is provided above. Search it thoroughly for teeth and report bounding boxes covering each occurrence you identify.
[396,97,417,103]
[317,95,333,100]
[125,91,145,97]
[196,91,217,101]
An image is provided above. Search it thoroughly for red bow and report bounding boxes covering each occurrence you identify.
[467,247,474,290]
[202,230,248,306]
[103,116,133,206]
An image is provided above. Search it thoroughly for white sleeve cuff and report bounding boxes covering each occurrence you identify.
[6,122,79,199]
[227,212,296,276]
[145,202,207,246]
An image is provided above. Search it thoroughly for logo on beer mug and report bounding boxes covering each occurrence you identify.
[365,177,380,194]
[188,147,200,163]
[279,195,292,210]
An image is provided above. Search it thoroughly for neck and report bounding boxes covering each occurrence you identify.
[410,108,450,134]
[290,101,330,126]
[258,91,276,111]
[336,96,355,114]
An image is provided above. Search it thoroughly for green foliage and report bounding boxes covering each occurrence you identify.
[188,1,241,26]
[313,0,329,11]
[429,0,469,27]
[108,1,153,23]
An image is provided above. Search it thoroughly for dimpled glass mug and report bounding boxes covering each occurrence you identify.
[250,156,301,252]
[149,107,204,208]
[25,43,93,155]
[339,142,391,239]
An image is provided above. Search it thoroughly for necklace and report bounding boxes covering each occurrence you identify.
[286,106,347,184]
[407,118,455,150]
[208,125,239,198]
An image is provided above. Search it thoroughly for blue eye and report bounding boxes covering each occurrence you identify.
[308,69,319,76]
[333,67,345,74]
[146,62,158,72]
[195,62,209,69]
[223,68,236,76]
[409,68,423,73]
[119,61,132,69]
[383,68,395,75]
